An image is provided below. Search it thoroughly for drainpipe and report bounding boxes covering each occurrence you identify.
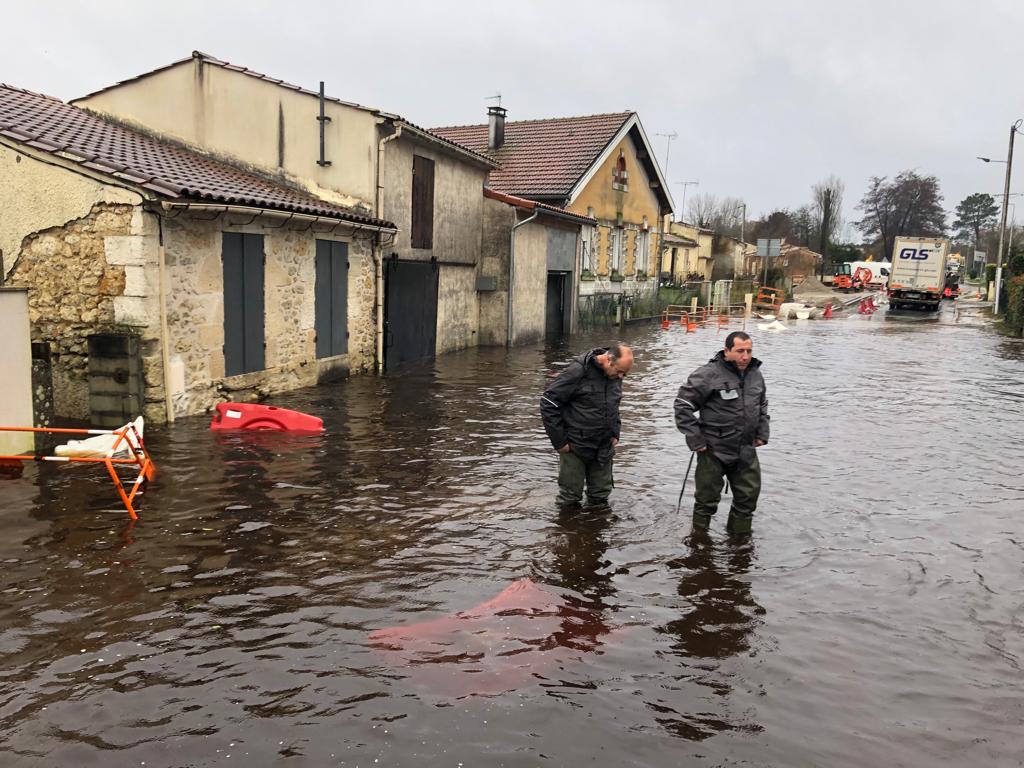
[156,215,175,423]
[375,121,403,373]
[507,210,539,347]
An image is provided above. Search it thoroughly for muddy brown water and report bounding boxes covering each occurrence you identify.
[1,306,1022,767]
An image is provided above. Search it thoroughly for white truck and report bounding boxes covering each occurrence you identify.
[888,237,949,312]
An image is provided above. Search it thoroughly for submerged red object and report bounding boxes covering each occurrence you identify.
[209,402,324,433]
[369,578,614,698]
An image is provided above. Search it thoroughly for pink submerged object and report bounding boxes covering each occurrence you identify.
[209,402,324,433]
[369,578,616,698]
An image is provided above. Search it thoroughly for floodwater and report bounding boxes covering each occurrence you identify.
[1,303,1023,767]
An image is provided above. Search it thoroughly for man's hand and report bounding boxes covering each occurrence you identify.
[755,439,766,447]
[611,438,619,447]
[695,446,708,452]
[558,443,572,454]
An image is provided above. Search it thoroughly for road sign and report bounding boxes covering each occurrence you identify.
[757,239,782,258]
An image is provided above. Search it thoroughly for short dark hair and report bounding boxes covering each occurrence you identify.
[725,331,751,350]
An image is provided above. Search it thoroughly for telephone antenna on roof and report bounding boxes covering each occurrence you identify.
[486,92,502,108]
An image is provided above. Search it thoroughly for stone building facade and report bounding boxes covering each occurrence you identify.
[0,82,395,425]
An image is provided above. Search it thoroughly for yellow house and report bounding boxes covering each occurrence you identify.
[434,110,673,301]
[664,222,715,282]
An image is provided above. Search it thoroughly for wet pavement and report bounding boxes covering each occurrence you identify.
[1,303,1023,767]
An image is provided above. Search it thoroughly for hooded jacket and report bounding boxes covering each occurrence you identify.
[540,348,622,465]
[674,351,769,465]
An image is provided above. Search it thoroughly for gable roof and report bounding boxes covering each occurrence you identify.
[76,50,381,114]
[432,111,674,211]
[74,52,495,170]
[483,188,596,226]
[0,83,394,228]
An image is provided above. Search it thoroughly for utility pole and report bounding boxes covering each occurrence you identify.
[676,180,699,221]
[995,120,1022,314]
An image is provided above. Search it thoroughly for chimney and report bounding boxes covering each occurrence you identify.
[488,106,507,150]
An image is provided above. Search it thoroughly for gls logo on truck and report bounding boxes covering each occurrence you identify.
[898,248,931,260]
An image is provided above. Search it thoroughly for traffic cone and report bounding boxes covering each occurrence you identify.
[866,296,876,311]
[661,317,670,330]
[686,322,697,333]
[823,303,833,318]
[858,299,868,314]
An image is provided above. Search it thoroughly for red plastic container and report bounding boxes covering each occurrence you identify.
[209,403,324,433]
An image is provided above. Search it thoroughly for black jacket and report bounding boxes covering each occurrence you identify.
[540,348,622,465]
[674,351,769,465]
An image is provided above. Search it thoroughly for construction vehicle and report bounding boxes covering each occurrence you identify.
[832,263,873,292]
[888,236,949,312]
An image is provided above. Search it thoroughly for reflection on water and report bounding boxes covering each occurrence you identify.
[0,316,1022,766]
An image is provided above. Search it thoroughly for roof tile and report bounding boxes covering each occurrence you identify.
[433,112,632,199]
[0,83,393,228]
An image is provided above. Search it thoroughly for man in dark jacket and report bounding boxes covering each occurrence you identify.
[674,331,769,535]
[541,344,633,506]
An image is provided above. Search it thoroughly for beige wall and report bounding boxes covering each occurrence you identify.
[479,196,513,346]
[162,215,377,418]
[0,143,141,282]
[380,132,487,354]
[568,133,661,299]
[0,289,34,453]
[510,220,548,346]
[74,58,380,211]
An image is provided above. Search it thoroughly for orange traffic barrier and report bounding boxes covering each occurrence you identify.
[0,423,155,520]
[823,303,833,318]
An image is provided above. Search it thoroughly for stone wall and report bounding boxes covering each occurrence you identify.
[162,215,377,417]
[5,202,163,420]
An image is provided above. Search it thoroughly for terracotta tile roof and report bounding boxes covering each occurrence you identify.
[433,112,633,199]
[0,83,394,228]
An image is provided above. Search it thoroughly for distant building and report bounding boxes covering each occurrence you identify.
[434,109,674,332]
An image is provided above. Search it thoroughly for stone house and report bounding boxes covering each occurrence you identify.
[433,109,674,329]
[73,51,496,370]
[0,83,395,424]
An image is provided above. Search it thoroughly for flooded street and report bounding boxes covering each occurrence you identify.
[1,307,1023,767]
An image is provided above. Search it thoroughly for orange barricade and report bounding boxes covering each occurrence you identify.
[0,422,155,520]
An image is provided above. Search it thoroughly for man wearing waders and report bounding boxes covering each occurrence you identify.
[541,344,633,507]
[674,332,769,535]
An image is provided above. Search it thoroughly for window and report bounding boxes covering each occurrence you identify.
[411,155,435,249]
[611,227,624,272]
[637,229,650,274]
[222,232,265,376]
[612,150,628,190]
[581,225,594,272]
[315,239,348,358]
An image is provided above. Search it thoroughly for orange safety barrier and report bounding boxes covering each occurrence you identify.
[0,423,155,520]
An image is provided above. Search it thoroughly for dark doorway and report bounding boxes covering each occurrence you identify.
[384,258,439,370]
[546,272,568,337]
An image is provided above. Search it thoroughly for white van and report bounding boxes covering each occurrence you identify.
[848,261,890,288]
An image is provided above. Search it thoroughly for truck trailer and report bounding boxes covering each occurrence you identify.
[888,237,949,312]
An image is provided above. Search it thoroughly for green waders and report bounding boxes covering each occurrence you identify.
[557,451,614,506]
[692,450,761,534]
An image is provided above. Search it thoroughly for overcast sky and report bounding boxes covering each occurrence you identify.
[4,0,1022,239]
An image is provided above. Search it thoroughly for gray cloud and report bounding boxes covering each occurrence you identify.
[4,0,1022,236]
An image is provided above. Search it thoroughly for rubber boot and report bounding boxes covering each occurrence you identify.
[726,513,752,536]
[692,512,712,531]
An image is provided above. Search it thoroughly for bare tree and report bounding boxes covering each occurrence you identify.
[813,175,844,260]
[686,193,719,228]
